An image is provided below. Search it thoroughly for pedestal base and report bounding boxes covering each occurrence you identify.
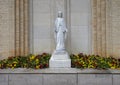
[49,52,71,68]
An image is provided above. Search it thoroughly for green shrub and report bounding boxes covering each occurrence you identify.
[0,53,51,69]
[70,53,120,69]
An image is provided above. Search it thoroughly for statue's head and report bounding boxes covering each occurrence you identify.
[58,11,63,18]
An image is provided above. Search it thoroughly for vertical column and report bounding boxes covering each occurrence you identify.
[24,0,29,55]
[15,0,29,56]
[106,0,112,57]
[92,0,97,54]
[66,0,71,53]
[0,0,29,59]
[92,0,120,58]
[92,0,107,56]
[9,0,15,56]
[101,0,106,56]
[20,0,24,55]
[96,0,102,55]
[15,0,20,56]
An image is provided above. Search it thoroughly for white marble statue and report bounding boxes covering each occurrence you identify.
[49,11,71,68]
[54,11,67,53]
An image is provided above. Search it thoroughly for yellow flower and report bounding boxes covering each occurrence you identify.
[13,61,17,64]
[108,63,113,67]
[30,55,35,60]
[9,64,12,67]
[11,66,14,69]
[14,64,16,67]
[35,59,39,64]
[36,65,39,69]
[76,55,79,59]
[111,66,115,69]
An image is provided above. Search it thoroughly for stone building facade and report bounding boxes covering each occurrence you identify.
[0,0,120,59]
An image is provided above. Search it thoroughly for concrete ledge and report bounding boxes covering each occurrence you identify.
[0,68,120,85]
[0,68,120,74]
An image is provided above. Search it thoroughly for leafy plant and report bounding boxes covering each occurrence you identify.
[70,53,120,69]
[0,53,51,69]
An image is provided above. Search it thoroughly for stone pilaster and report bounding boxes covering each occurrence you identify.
[92,0,107,57]
[106,0,113,57]
[92,0,120,58]
[15,0,20,56]
[15,0,29,56]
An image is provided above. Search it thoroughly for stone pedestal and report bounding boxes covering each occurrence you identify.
[49,52,71,68]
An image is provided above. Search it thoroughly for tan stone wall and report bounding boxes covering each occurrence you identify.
[92,0,120,58]
[70,0,91,54]
[0,0,15,59]
[92,0,107,57]
[31,0,72,54]
[14,0,29,56]
[0,0,29,59]
[111,0,120,57]
[1,0,120,59]
[31,0,91,54]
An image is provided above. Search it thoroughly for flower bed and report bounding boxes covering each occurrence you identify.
[0,52,120,70]
[0,53,51,69]
[70,53,120,69]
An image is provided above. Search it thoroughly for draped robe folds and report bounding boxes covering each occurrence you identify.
[55,18,67,52]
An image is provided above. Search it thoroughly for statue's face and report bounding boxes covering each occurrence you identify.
[58,11,63,18]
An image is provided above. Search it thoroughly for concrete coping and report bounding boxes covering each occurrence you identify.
[0,68,120,74]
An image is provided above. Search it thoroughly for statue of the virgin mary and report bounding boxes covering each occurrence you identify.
[54,11,67,53]
[49,11,71,68]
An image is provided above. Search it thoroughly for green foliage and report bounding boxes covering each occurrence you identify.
[70,53,120,69]
[0,52,120,70]
[0,53,51,69]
